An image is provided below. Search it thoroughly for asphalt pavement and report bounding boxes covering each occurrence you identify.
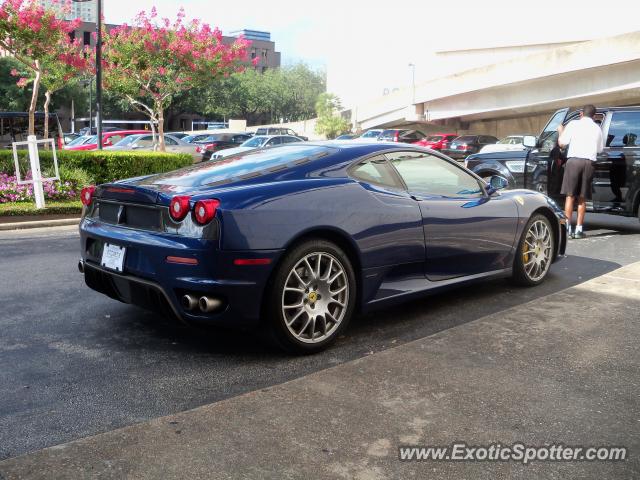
[0,214,639,463]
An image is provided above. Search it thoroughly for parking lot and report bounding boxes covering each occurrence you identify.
[0,213,638,471]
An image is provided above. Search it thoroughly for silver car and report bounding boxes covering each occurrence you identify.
[107,133,199,161]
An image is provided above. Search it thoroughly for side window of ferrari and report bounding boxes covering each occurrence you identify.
[350,155,403,189]
[388,151,483,198]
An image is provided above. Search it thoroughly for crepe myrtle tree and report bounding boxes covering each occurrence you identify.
[103,8,256,152]
[0,0,82,136]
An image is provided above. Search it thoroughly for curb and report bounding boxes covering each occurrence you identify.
[0,217,80,231]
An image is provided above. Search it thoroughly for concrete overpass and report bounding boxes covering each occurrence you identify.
[352,31,640,138]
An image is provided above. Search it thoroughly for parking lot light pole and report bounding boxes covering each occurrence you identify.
[73,0,103,149]
[408,63,416,105]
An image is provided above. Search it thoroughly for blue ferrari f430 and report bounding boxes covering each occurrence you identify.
[79,142,566,353]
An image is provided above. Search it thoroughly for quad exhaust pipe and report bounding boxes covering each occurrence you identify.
[199,296,222,313]
[181,294,199,311]
[181,294,222,313]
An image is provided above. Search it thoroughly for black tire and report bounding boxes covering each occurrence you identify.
[266,239,356,354]
[511,214,555,287]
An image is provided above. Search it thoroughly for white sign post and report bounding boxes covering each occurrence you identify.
[12,136,59,210]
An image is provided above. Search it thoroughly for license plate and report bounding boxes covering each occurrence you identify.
[101,243,126,272]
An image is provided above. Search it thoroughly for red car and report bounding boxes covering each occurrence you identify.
[413,133,458,150]
[63,130,149,151]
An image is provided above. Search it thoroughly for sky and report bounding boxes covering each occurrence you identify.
[104,0,640,108]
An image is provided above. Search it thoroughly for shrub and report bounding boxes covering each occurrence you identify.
[0,200,82,216]
[0,150,193,185]
[59,165,94,188]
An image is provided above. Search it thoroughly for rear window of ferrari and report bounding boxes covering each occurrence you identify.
[144,145,333,187]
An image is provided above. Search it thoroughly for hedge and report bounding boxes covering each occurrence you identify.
[0,200,82,217]
[0,150,193,185]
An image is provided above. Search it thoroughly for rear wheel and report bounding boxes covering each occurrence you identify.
[511,214,555,286]
[266,240,356,354]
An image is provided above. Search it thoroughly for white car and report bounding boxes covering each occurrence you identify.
[479,135,530,153]
[210,135,303,160]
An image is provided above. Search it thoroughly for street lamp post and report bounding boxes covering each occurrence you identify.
[73,0,103,149]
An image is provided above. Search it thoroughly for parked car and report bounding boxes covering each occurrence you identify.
[412,133,458,151]
[210,135,303,160]
[64,130,149,151]
[254,127,308,141]
[78,143,566,353]
[353,129,383,142]
[193,133,253,161]
[479,135,532,154]
[377,129,426,143]
[443,135,499,160]
[335,134,358,140]
[465,106,640,219]
[106,133,199,160]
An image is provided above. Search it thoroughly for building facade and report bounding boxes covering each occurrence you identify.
[39,0,98,23]
[349,32,640,139]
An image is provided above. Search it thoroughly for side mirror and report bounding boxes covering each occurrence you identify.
[523,135,537,148]
[486,175,509,194]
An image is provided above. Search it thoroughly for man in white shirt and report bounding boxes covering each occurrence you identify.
[557,105,604,239]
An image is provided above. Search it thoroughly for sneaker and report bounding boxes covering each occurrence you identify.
[573,231,586,239]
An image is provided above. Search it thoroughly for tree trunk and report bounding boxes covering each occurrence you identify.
[157,106,166,152]
[28,60,41,137]
[43,90,52,141]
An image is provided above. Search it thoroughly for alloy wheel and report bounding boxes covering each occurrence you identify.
[522,220,553,282]
[281,252,349,344]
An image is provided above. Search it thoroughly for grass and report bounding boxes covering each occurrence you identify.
[0,200,83,217]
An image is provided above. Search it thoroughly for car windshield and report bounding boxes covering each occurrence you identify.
[112,135,140,147]
[67,135,91,146]
[379,130,404,140]
[425,135,444,142]
[361,131,380,138]
[241,136,269,148]
[453,136,477,143]
[183,134,208,143]
[142,145,332,188]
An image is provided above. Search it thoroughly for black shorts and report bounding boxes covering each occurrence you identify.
[561,157,595,200]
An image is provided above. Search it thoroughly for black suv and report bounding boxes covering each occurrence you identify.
[465,106,640,219]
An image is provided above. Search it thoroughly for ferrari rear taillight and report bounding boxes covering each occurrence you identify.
[194,199,220,225]
[169,195,191,221]
[80,185,95,206]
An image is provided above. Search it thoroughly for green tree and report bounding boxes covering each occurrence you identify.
[315,93,350,139]
[200,63,325,125]
[0,57,33,111]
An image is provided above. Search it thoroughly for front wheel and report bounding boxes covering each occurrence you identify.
[266,240,356,354]
[511,214,555,286]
